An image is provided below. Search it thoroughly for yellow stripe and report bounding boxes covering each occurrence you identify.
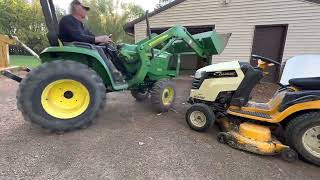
[149,35,169,47]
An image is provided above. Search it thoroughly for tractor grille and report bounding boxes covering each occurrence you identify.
[192,78,202,89]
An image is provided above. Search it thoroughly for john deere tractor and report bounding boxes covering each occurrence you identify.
[2,0,230,132]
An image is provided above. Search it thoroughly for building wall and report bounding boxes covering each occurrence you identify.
[134,0,320,63]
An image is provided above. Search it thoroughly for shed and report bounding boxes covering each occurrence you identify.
[124,0,320,81]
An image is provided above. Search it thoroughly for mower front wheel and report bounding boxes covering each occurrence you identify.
[17,60,106,133]
[186,103,215,132]
[151,79,176,112]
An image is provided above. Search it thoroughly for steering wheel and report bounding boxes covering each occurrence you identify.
[99,41,117,47]
[252,54,281,66]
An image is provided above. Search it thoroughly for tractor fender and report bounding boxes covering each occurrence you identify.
[39,46,116,88]
[277,100,320,123]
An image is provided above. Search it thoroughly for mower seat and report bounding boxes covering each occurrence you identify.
[230,62,264,107]
[289,77,320,90]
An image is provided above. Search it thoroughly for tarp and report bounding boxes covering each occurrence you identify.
[280,55,320,85]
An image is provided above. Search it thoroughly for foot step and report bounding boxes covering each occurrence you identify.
[229,109,271,119]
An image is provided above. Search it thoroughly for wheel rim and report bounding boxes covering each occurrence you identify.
[41,79,90,119]
[302,125,320,158]
[162,86,174,106]
[190,111,207,127]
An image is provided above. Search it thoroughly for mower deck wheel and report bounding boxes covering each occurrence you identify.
[217,132,229,144]
[281,149,298,163]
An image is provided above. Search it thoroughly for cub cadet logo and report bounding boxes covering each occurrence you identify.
[214,71,236,76]
[195,95,205,99]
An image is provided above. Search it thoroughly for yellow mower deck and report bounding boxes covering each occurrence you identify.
[217,118,289,155]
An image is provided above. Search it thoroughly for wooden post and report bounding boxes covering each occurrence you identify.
[0,34,15,69]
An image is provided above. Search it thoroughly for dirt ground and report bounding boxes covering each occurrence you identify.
[0,76,319,180]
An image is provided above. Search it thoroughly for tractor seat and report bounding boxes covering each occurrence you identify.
[289,77,320,90]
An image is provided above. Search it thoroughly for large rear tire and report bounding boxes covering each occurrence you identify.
[150,79,176,112]
[285,112,320,166]
[17,60,106,133]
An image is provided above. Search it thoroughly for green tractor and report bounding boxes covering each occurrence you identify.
[4,0,230,132]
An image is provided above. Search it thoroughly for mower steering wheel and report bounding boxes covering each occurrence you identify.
[252,54,281,66]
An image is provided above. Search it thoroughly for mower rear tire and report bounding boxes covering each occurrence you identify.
[285,112,320,166]
[186,103,215,132]
[131,90,149,102]
[17,60,106,133]
[151,79,176,112]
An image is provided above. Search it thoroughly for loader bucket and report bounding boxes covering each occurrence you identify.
[172,31,231,56]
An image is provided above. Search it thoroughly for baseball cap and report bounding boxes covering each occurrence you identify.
[71,0,90,11]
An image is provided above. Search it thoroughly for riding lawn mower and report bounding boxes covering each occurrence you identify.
[186,54,320,166]
[0,0,230,133]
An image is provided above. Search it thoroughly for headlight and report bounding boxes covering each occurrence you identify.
[194,71,205,79]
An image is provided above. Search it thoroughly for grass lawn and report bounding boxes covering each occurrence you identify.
[9,55,40,68]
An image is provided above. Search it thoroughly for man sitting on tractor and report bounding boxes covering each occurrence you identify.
[59,0,111,45]
[59,0,125,82]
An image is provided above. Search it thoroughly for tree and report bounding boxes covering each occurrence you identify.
[0,0,52,53]
[84,0,144,43]
[0,0,144,54]
[156,0,174,8]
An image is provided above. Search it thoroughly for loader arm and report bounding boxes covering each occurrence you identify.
[138,26,207,58]
[128,25,231,86]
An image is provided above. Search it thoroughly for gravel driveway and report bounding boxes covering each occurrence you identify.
[0,76,319,180]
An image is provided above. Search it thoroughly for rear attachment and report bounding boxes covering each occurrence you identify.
[0,35,39,83]
[0,67,30,83]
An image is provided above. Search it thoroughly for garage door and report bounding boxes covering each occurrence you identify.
[251,25,288,82]
[151,25,215,74]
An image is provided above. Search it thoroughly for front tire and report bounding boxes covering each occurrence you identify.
[131,90,149,102]
[150,79,176,112]
[17,60,106,133]
[186,103,215,132]
[285,112,320,166]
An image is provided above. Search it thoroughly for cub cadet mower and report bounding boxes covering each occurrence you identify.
[0,0,230,133]
[186,54,320,166]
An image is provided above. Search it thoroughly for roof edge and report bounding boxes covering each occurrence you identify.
[123,0,187,34]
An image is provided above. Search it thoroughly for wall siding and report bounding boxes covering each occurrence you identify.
[134,0,320,63]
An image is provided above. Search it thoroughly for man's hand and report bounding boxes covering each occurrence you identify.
[95,35,112,44]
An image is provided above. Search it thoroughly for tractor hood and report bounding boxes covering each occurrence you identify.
[197,61,241,73]
[194,61,241,79]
